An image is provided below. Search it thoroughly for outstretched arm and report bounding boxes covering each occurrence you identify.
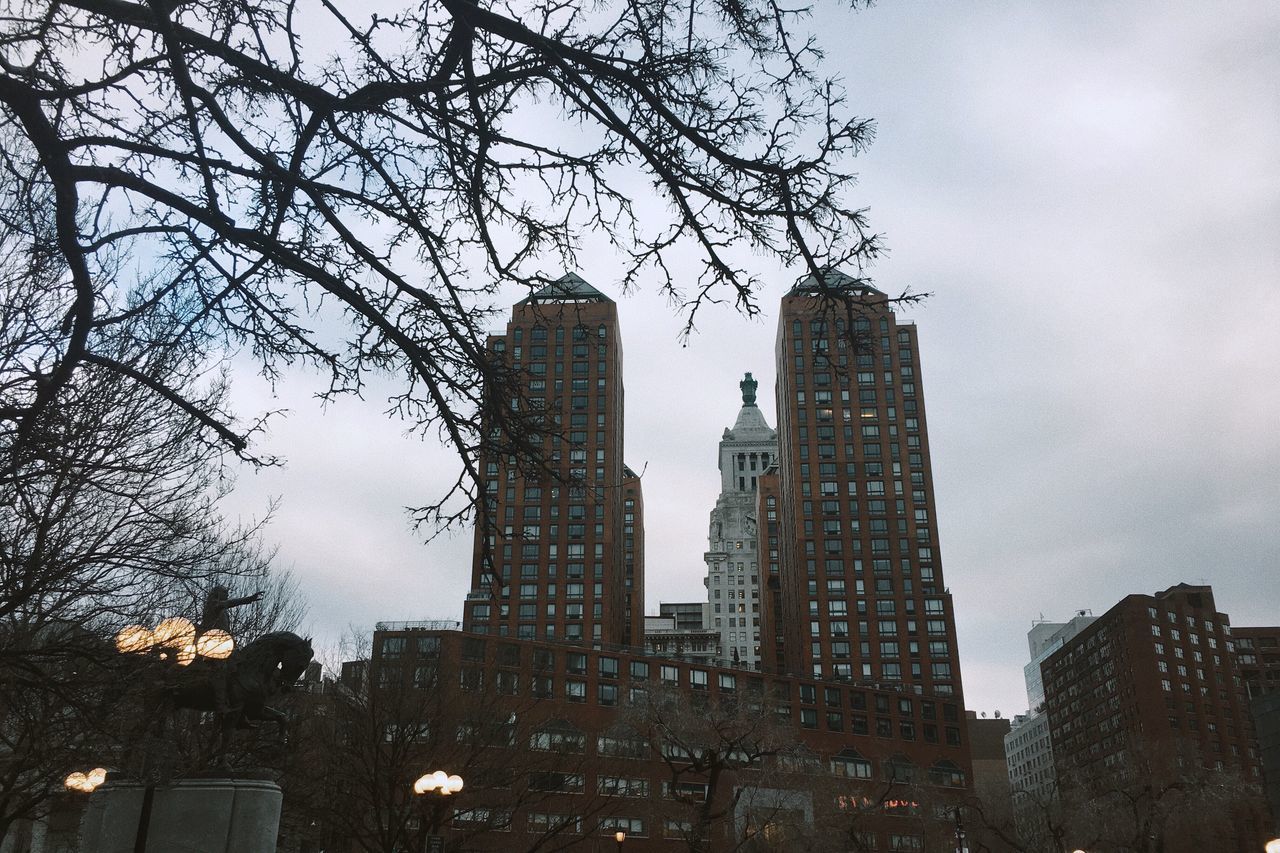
[219,591,263,611]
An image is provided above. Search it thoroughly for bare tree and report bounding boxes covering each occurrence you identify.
[0,201,303,842]
[0,0,889,532]
[959,746,1272,853]
[623,682,804,852]
[283,632,610,853]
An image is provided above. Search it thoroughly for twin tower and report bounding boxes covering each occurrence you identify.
[462,272,964,703]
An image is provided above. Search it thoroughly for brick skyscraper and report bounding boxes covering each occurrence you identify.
[768,272,964,706]
[462,274,642,648]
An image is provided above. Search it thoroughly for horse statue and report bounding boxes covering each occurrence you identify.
[166,630,314,765]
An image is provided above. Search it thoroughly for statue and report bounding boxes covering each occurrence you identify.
[138,585,313,767]
[196,584,262,715]
[199,584,263,634]
[168,631,314,765]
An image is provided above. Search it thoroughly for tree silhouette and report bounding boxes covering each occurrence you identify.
[1,0,885,530]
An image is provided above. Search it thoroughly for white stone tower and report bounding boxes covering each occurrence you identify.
[703,373,777,669]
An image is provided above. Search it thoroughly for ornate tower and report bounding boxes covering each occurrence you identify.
[703,372,777,669]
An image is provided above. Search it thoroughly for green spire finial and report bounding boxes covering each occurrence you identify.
[740,372,757,406]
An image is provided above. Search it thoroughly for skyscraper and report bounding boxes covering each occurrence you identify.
[703,373,777,669]
[462,274,641,648]
[767,271,964,704]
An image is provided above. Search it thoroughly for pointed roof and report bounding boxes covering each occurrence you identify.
[790,268,884,298]
[519,272,613,304]
[724,372,776,441]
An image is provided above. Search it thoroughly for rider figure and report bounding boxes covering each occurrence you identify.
[197,585,262,713]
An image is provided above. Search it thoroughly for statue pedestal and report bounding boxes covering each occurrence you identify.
[80,775,281,853]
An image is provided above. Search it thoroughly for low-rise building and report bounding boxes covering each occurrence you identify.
[364,625,974,851]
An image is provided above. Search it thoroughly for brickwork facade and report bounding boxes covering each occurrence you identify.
[370,627,973,851]
[770,275,964,702]
[1040,584,1272,850]
[462,274,639,648]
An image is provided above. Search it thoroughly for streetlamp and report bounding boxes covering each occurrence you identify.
[413,770,464,796]
[614,830,626,851]
[115,618,235,664]
[413,771,463,852]
[64,768,108,793]
[1264,839,1280,853]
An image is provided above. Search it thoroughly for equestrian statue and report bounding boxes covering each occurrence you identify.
[162,586,314,765]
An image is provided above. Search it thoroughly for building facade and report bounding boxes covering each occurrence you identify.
[704,373,777,669]
[1235,625,1280,834]
[1022,612,1097,711]
[366,626,974,851]
[462,274,642,648]
[963,711,1018,853]
[769,272,964,703]
[657,602,707,633]
[1040,584,1272,851]
[423,273,979,850]
[1235,626,1280,698]
[1003,612,1097,813]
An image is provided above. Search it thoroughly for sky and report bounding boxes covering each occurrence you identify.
[224,0,1280,716]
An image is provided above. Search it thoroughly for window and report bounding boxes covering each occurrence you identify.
[528,813,581,834]
[830,748,872,778]
[598,730,648,759]
[599,817,646,837]
[881,753,918,784]
[530,721,585,753]
[598,776,650,798]
[928,760,966,788]
[381,636,406,658]
[530,772,584,793]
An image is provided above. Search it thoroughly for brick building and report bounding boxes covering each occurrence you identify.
[1235,626,1280,698]
[366,626,973,851]
[462,274,641,648]
[962,711,1017,853]
[769,273,964,703]
[1039,583,1272,851]
[1235,625,1280,835]
[407,274,976,850]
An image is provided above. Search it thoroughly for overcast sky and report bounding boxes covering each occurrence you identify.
[224,0,1280,715]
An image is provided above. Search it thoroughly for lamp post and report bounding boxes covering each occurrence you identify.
[64,768,108,794]
[413,771,463,852]
[1264,839,1280,853]
[952,807,966,853]
[614,830,626,851]
[115,616,237,853]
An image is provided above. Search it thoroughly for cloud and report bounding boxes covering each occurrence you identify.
[213,2,1278,717]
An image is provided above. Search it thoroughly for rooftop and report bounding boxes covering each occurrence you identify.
[519,272,613,304]
[789,267,885,298]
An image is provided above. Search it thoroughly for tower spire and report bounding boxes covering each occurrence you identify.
[739,372,758,406]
